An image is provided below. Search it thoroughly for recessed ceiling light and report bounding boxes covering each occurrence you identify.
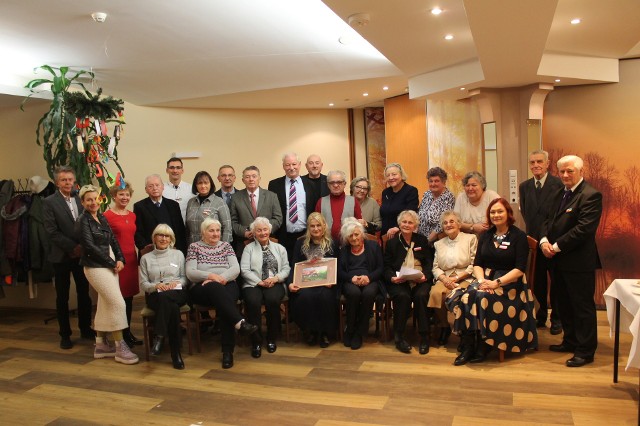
[444,34,454,40]
[363,93,369,97]
[329,103,334,107]
[460,87,466,91]
[570,18,581,25]
[555,79,561,82]
[431,7,443,15]
[382,86,389,91]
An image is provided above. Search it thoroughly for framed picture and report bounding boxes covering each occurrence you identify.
[293,257,338,288]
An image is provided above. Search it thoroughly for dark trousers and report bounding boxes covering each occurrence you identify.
[342,281,379,336]
[124,296,133,327]
[279,230,306,263]
[243,285,285,344]
[189,281,242,353]
[146,290,187,351]
[53,260,92,338]
[553,268,597,357]
[386,282,431,336]
[533,248,560,325]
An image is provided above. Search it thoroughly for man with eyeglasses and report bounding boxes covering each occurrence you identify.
[135,174,187,255]
[162,157,194,222]
[214,165,238,207]
[315,170,362,242]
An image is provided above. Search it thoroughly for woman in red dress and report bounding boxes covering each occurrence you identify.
[104,181,142,348]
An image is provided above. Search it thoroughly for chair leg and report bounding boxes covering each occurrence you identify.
[499,349,505,362]
[195,311,203,353]
[338,301,345,340]
[142,316,151,362]
[283,302,290,343]
[182,311,193,356]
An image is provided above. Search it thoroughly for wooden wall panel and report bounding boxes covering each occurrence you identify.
[383,94,428,199]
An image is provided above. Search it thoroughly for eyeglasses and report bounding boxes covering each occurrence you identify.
[328,181,345,186]
[156,234,171,239]
[354,185,369,191]
[168,166,183,170]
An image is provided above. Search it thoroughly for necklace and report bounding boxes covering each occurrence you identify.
[493,231,509,244]
[398,234,412,251]
[111,208,130,223]
[351,245,364,255]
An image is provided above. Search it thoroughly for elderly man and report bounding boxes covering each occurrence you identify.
[43,166,94,349]
[315,170,362,242]
[135,174,187,254]
[215,165,237,207]
[230,166,282,253]
[162,157,194,222]
[519,150,564,334]
[304,154,329,198]
[268,152,317,261]
[540,155,602,367]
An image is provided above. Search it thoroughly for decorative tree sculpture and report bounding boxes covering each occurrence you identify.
[22,65,126,208]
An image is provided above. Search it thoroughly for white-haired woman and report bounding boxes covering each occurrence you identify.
[139,224,188,369]
[75,185,138,365]
[186,217,258,369]
[241,217,290,358]
[454,171,500,235]
[339,218,383,350]
[380,163,419,237]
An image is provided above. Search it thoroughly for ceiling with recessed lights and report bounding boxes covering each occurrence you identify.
[0,0,638,109]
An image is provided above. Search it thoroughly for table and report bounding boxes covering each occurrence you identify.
[603,279,640,382]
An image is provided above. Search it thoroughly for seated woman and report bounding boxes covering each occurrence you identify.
[383,210,433,355]
[186,217,258,369]
[339,218,383,350]
[75,185,138,365]
[429,211,477,347]
[289,212,339,348]
[241,217,290,358]
[139,224,188,369]
[450,198,538,365]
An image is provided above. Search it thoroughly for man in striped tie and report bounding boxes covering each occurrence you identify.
[268,153,318,262]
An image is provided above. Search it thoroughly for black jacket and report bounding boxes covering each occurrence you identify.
[76,211,124,268]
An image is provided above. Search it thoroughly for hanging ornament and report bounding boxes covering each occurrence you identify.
[107,136,115,156]
[100,120,107,136]
[94,119,101,136]
[94,163,104,177]
[113,124,120,141]
[76,134,85,153]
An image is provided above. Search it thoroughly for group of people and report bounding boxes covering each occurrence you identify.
[42,150,602,371]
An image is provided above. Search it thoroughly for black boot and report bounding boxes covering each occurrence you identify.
[438,327,451,346]
[123,328,142,347]
[151,335,164,356]
[470,341,492,363]
[171,349,185,370]
[454,331,476,366]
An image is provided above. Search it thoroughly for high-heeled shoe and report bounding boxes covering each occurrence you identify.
[150,336,164,356]
[123,329,143,347]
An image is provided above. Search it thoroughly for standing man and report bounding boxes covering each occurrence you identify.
[315,170,362,242]
[540,155,602,368]
[135,174,187,254]
[519,150,564,334]
[304,154,329,198]
[215,165,237,207]
[268,153,317,261]
[230,166,282,254]
[163,157,194,222]
[43,166,94,349]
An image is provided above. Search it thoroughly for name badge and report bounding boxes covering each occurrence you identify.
[414,247,422,251]
[170,263,178,268]
[499,244,508,250]
[502,241,510,246]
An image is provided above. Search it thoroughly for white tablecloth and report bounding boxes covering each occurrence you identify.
[604,279,640,370]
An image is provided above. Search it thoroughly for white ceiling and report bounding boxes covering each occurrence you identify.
[0,0,638,109]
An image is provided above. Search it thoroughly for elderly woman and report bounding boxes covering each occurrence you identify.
[430,211,477,346]
[75,185,138,365]
[350,176,381,235]
[451,198,537,365]
[139,224,188,369]
[454,171,500,235]
[380,163,419,237]
[339,218,383,350]
[289,212,339,347]
[383,210,433,354]
[241,217,290,358]
[104,181,141,348]
[186,217,258,369]
[417,167,455,245]
[186,171,232,244]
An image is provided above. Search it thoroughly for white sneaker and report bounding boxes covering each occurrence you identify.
[94,341,116,359]
[115,340,139,365]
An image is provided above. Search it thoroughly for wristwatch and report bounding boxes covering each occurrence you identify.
[496,278,502,286]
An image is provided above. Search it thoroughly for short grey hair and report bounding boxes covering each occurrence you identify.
[397,210,419,226]
[529,150,549,161]
[249,216,272,233]
[152,224,176,248]
[145,174,163,187]
[557,155,583,170]
[349,176,371,195]
[79,184,99,201]
[327,170,346,183]
[53,165,75,182]
[384,163,408,181]
[462,171,487,190]
[200,217,221,236]
[340,217,365,246]
[440,210,461,227]
[281,152,300,163]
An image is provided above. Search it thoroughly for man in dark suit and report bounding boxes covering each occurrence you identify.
[268,153,318,261]
[230,166,282,254]
[43,166,94,349]
[304,154,329,198]
[540,155,602,367]
[215,165,237,207]
[519,150,564,334]
[134,174,187,254]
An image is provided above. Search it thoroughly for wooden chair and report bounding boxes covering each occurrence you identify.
[141,303,193,361]
[498,235,539,362]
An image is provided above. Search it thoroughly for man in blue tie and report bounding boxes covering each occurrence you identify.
[215,165,237,207]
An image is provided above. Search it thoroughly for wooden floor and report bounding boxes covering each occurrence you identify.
[0,299,637,426]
